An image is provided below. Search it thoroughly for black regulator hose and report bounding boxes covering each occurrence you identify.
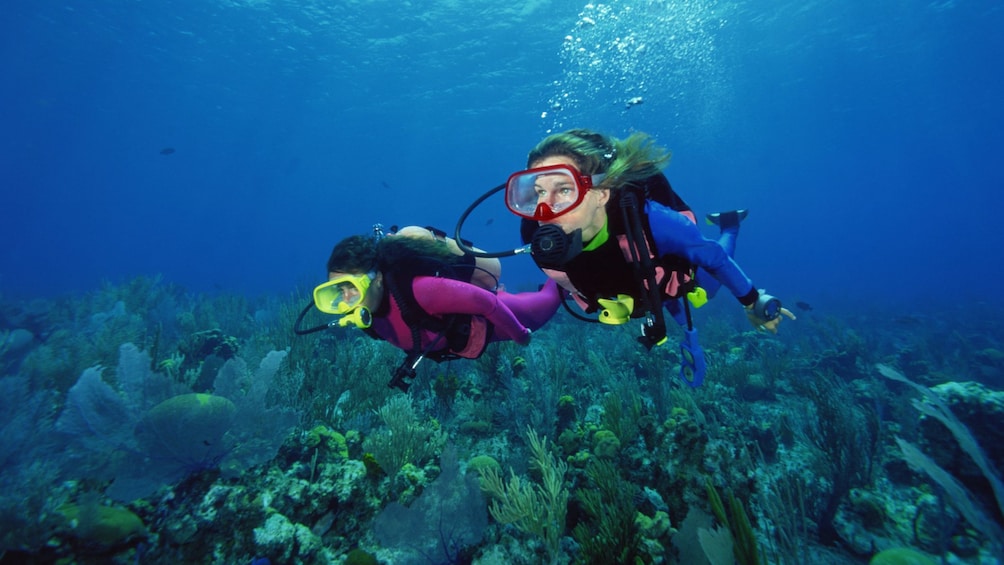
[454,183,530,259]
[293,300,335,335]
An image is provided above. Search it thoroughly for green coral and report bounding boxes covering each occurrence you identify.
[568,450,592,468]
[706,478,764,565]
[363,395,446,477]
[511,355,527,375]
[479,427,568,562]
[848,488,886,529]
[137,393,236,451]
[345,548,378,565]
[432,372,461,404]
[467,455,502,476]
[305,425,349,458]
[869,548,938,565]
[572,458,643,564]
[459,420,492,435]
[361,453,384,478]
[636,510,670,539]
[592,429,621,459]
[58,502,145,545]
[600,390,643,445]
[557,395,577,431]
[558,426,584,456]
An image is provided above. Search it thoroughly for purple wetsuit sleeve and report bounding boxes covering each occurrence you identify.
[497,278,562,332]
[645,200,755,300]
[411,277,531,344]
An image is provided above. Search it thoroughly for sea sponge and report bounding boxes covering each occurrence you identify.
[848,488,887,529]
[345,548,378,565]
[869,547,938,565]
[362,452,384,478]
[467,454,501,476]
[58,502,145,545]
[305,425,349,458]
[592,429,621,458]
[557,395,577,431]
[135,393,237,472]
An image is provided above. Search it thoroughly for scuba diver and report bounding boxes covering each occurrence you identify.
[454,129,794,387]
[300,225,561,391]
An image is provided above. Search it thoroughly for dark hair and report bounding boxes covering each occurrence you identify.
[326,235,377,274]
[373,236,462,274]
[326,233,462,275]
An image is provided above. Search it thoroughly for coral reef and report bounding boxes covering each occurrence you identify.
[2,278,1004,564]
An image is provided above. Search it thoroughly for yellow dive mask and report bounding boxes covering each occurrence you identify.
[313,272,375,328]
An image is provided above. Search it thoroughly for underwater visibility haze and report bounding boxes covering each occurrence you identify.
[2,1,1004,564]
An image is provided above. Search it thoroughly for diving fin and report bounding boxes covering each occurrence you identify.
[678,327,707,387]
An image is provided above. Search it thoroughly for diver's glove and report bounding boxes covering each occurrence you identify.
[516,328,532,346]
[744,290,796,334]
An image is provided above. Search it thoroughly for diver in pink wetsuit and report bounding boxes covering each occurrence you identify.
[313,227,561,390]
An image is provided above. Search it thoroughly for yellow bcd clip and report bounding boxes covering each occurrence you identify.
[598,294,634,325]
[687,287,708,308]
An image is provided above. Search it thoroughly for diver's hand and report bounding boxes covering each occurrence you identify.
[745,306,796,334]
[517,328,532,346]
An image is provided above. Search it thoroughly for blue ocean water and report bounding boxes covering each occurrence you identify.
[4,3,1004,563]
[3,0,1001,307]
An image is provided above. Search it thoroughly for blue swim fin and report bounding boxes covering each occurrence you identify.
[678,327,707,387]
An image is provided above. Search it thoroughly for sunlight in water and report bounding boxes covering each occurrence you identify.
[544,0,731,135]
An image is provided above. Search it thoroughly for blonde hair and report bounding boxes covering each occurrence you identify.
[526,129,671,192]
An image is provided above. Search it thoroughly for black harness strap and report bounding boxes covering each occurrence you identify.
[618,190,669,349]
[383,272,461,392]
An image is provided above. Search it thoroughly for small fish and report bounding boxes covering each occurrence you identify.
[159,147,175,155]
[795,301,813,311]
[894,315,923,327]
[486,218,494,226]
[381,181,391,189]
[625,96,644,110]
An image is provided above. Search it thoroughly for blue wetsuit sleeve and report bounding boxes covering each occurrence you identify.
[645,200,755,300]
